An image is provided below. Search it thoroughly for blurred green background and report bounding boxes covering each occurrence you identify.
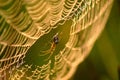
[72,0,120,80]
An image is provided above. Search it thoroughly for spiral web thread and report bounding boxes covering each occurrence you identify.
[0,0,113,80]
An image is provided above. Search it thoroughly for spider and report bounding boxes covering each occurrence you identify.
[39,32,60,61]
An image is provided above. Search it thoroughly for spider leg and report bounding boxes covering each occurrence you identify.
[39,43,53,56]
[39,49,51,56]
[44,51,54,61]
[40,45,55,61]
[57,32,63,41]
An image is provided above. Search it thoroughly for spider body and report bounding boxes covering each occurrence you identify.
[40,33,60,61]
[48,33,59,52]
[53,33,59,44]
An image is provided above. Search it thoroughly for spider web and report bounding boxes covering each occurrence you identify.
[0,0,113,80]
